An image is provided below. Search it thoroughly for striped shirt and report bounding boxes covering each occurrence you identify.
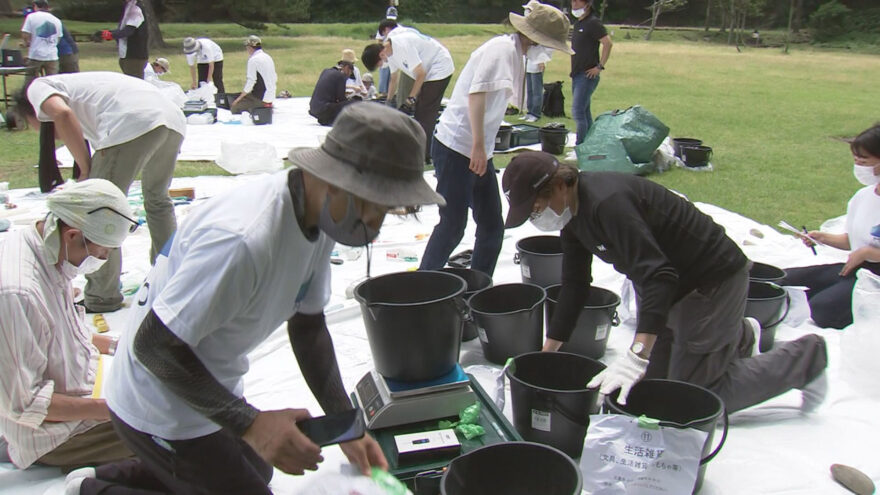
[0,225,102,468]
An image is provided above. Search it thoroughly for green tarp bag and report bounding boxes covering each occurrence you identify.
[575,105,669,176]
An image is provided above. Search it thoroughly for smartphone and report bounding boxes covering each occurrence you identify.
[296,408,366,447]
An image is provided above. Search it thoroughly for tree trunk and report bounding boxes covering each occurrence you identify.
[646,1,661,40]
[793,0,804,32]
[704,0,712,31]
[784,0,794,53]
[727,0,735,44]
[141,0,166,50]
[0,0,13,15]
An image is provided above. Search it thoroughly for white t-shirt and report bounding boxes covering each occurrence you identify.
[106,171,335,440]
[20,11,63,61]
[244,49,277,104]
[386,30,454,82]
[846,185,880,250]
[185,38,224,66]
[27,72,186,151]
[434,34,524,159]
[526,46,552,74]
[117,0,144,59]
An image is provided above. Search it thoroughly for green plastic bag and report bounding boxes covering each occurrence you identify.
[575,105,669,175]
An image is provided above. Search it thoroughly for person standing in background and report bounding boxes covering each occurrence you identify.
[569,0,612,145]
[20,0,62,87]
[57,24,79,74]
[182,36,225,93]
[96,0,149,79]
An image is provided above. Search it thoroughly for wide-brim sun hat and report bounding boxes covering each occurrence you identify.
[341,48,358,64]
[287,103,445,208]
[154,57,170,73]
[509,3,575,55]
[182,37,200,54]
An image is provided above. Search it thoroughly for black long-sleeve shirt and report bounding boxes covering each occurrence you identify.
[308,67,347,118]
[549,172,747,341]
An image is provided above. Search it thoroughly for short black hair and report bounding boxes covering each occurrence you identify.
[337,60,354,70]
[851,123,880,159]
[33,0,49,9]
[11,89,36,128]
[361,43,384,72]
[378,19,398,36]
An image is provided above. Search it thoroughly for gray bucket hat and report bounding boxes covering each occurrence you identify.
[182,37,200,54]
[287,103,445,207]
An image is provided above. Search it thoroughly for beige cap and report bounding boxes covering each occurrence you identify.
[244,35,262,47]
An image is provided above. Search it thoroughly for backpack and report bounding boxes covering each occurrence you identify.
[542,81,565,117]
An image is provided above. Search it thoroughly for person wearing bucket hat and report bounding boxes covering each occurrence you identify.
[231,35,277,115]
[570,0,613,145]
[502,151,829,413]
[419,3,573,277]
[0,179,137,473]
[340,48,368,98]
[183,36,225,92]
[94,104,442,494]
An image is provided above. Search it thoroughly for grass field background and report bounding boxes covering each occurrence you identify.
[1,21,878,230]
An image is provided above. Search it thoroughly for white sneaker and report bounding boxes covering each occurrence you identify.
[744,317,761,357]
[517,114,529,121]
[524,115,538,123]
[800,371,828,413]
[63,467,96,495]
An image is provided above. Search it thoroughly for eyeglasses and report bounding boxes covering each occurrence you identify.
[88,206,139,233]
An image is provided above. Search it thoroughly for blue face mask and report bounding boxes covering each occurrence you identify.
[318,193,380,247]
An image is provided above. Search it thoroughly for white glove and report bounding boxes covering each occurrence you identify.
[587,350,649,405]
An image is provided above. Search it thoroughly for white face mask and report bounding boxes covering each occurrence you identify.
[571,7,586,17]
[530,205,573,232]
[61,234,107,278]
[853,163,880,186]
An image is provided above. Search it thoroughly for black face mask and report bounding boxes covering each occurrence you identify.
[317,193,380,247]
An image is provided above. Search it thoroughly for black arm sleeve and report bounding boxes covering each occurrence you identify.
[548,226,592,342]
[288,312,352,414]
[110,25,137,40]
[133,310,259,436]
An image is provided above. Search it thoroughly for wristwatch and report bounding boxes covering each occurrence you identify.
[630,341,649,359]
[405,96,417,106]
[596,63,604,70]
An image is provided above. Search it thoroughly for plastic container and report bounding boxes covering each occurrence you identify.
[495,124,513,151]
[514,235,563,288]
[544,285,620,359]
[507,352,605,458]
[251,106,273,125]
[467,283,545,364]
[745,280,789,352]
[672,137,703,158]
[438,268,493,341]
[540,126,568,155]
[510,124,541,147]
[354,271,467,382]
[441,442,582,495]
[681,145,713,168]
[748,262,786,283]
[605,379,728,493]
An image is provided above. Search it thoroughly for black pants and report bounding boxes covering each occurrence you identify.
[196,61,225,94]
[413,76,451,161]
[80,412,273,494]
[781,263,855,329]
[311,99,357,126]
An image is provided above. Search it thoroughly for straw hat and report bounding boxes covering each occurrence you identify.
[341,49,358,64]
[287,103,444,207]
[182,37,200,54]
[509,3,574,55]
[153,57,170,73]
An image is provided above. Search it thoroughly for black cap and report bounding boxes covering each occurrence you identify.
[502,151,560,228]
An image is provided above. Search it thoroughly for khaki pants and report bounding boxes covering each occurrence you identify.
[37,421,133,472]
[24,58,59,87]
[84,126,182,311]
[119,58,147,79]
[230,93,266,115]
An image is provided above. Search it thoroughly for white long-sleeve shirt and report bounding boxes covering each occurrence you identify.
[0,225,102,468]
[243,49,277,104]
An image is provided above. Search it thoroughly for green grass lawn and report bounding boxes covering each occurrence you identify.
[1,22,878,230]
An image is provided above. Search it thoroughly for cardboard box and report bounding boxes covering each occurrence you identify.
[168,187,195,200]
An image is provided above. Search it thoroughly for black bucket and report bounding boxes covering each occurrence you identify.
[438,268,493,342]
[514,235,562,288]
[441,442,582,495]
[681,145,713,167]
[495,124,513,151]
[749,262,786,283]
[507,352,605,458]
[540,127,568,155]
[605,379,728,493]
[354,271,467,382]
[545,285,620,359]
[672,137,703,158]
[215,92,240,110]
[468,284,545,365]
[745,280,790,353]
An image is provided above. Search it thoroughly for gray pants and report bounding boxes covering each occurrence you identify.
[646,263,827,413]
[119,58,147,80]
[84,126,182,311]
[230,93,265,115]
[37,421,133,473]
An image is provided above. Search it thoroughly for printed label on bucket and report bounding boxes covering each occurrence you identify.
[531,409,551,432]
[521,263,531,279]
[596,323,610,341]
[478,327,489,344]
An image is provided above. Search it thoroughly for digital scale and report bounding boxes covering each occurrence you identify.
[354,364,477,430]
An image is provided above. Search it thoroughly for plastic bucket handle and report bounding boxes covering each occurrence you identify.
[513,252,520,265]
[761,283,791,329]
[650,405,728,466]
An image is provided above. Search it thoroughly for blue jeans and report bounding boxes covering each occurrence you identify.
[526,71,543,118]
[571,72,601,145]
[378,66,391,95]
[419,138,504,277]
